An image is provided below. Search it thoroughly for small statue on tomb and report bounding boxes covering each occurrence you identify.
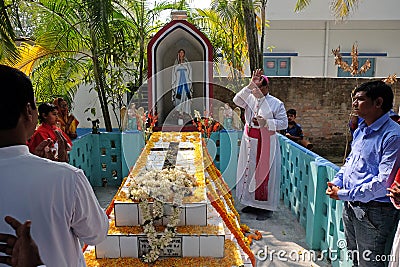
[136,107,145,131]
[127,103,138,130]
[219,106,225,126]
[172,49,193,118]
[223,103,233,130]
[233,107,242,130]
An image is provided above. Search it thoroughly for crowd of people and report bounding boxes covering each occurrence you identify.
[233,71,400,266]
[0,65,107,267]
[1,63,400,267]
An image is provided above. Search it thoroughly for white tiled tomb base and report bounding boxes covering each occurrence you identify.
[95,233,225,259]
[97,205,225,259]
[114,201,207,226]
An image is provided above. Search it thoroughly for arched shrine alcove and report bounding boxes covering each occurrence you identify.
[147,16,213,128]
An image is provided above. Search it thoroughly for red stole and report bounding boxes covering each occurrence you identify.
[246,125,273,201]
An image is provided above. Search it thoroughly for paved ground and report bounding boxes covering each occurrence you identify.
[93,186,330,267]
[236,200,330,267]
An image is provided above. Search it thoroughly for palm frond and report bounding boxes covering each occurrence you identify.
[331,0,359,19]
[31,56,86,103]
[295,0,359,19]
[30,1,89,52]
[0,0,18,61]
[294,0,312,12]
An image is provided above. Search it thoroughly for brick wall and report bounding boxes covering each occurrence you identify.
[212,77,400,160]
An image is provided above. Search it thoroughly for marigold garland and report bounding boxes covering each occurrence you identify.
[203,145,245,230]
[203,138,262,267]
[207,189,256,267]
[206,164,240,221]
[240,224,250,234]
[247,230,262,244]
[202,142,232,195]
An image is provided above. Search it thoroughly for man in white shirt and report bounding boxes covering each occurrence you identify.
[233,69,288,220]
[0,65,109,267]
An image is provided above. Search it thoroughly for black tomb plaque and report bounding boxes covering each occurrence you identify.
[138,236,182,257]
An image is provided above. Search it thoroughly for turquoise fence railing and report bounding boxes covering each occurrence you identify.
[69,131,144,187]
[69,130,350,266]
[207,130,243,190]
[279,135,351,267]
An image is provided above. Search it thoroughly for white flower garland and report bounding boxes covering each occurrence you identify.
[128,168,197,263]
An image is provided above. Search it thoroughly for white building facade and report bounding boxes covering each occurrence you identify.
[263,0,400,77]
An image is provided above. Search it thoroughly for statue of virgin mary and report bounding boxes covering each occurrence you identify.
[171,49,192,116]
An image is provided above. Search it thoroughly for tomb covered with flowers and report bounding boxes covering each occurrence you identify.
[83,132,260,266]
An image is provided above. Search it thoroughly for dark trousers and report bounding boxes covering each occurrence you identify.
[343,201,399,266]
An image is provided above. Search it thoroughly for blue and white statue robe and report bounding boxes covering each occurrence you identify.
[172,61,192,115]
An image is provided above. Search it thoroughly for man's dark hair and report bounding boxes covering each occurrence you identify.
[38,103,57,123]
[287,109,297,116]
[353,80,393,113]
[0,65,36,130]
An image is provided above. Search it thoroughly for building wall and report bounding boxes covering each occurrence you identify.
[265,20,400,77]
[263,0,400,77]
[72,84,122,129]
[213,77,400,160]
[272,77,400,159]
[266,0,400,21]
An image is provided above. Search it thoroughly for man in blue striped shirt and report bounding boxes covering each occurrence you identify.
[327,80,400,266]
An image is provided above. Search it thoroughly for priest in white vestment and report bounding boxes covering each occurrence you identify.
[233,69,287,220]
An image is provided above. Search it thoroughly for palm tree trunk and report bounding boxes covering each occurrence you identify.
[260,0,267,66]
[242,0,262,72]
[139,38,144,88]
[90,31,113,132]
[138,1,145,88]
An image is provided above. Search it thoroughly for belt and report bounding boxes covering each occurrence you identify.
[247,124,260,129]
[348,201,393,208]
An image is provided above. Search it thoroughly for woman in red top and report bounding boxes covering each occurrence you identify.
[53,97,79,139]
[28,103,72,158]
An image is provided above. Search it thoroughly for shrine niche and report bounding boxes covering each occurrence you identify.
[147,14,213,128]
